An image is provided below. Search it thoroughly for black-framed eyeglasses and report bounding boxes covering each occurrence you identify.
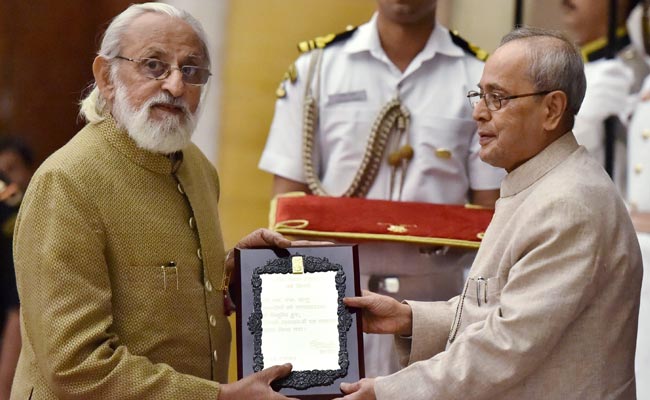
[114,56,211,86]
[467,90,553,111]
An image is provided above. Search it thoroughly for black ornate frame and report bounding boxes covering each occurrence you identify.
[247,254,352,390]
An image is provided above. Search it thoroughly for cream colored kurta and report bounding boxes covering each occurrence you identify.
[376,133,643,399]
[11,117,230,399]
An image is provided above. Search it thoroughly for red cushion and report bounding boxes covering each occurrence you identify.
[271,193,494,248]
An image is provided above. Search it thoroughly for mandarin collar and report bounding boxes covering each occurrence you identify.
[97,115,182,175]
[500,131,579,198]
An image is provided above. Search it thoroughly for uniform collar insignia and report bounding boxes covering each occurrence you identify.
[581,27,631,62]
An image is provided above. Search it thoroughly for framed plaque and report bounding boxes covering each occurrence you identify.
[235,245,364,399]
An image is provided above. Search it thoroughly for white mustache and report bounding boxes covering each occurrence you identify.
[146,94,191,117]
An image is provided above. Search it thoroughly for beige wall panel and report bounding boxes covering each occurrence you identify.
[524,0,566,32]
[218,0,375,250]
[219,3,374,381]
[446,0,567,53]
[449,0,515,53]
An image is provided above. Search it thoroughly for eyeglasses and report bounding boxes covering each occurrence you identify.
[467,90,552,111]
[114,56,211,85]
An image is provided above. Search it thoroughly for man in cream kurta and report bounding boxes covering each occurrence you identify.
[374,131,642,399]
[338,27,642,400]
[11,4,297,400]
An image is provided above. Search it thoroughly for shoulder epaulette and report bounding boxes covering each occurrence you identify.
[297,25,358,53]
[581,27,631,62]
[449,30,489,61]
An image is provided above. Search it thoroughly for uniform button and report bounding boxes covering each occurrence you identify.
[383,277,400,294]
[197,248,203,260]
[643,129,650,140]
[177,183,185,194]
[209,314,217,326]
[635,163,644,174]
[189,216,195,230]
[275,84,287,99]
[434,246,450,256]
[435,148,452,159]
[205,280,213,292]
[213,350,218,362]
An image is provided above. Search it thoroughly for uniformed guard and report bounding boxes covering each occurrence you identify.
[259,0,505,377]
[562,0,648,194]
[627,0,650,396]
[10,4,307,399]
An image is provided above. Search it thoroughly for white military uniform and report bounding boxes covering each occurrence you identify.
[627,6,650,396]
[574,47,634,194]
[259,14,504,377]
[629,76,650,400]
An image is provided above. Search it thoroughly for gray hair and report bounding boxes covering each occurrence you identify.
[500,27,586,116]
[79,2,210,123]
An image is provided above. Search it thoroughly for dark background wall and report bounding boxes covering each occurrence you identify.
[0,1,138,166]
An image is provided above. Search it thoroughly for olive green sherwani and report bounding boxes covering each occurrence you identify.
[11,117,230,399]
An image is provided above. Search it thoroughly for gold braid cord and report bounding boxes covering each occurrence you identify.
[302,51,412,198]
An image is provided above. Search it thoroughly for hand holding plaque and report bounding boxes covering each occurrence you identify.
[224,229,330,315]
[235,245,364,400]
[343,290,413,336]
[218,363,299,400]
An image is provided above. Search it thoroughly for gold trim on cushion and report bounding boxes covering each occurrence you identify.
[273,228,482,249]
[270,191,487,249]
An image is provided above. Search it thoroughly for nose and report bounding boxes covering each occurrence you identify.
[160,68,185,98]
[471,98,490,122]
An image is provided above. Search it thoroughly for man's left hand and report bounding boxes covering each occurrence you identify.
[224,228,287,276]
[225,228,331,276]
[335,379,377,400]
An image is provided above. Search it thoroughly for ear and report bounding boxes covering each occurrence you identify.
[541,90,567,132]
[92,56,115,104]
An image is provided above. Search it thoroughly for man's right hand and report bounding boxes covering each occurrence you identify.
[343,290,413,336]
[218,363,299,400]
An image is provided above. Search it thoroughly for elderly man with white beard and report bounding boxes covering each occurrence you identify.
[10,3,301,400]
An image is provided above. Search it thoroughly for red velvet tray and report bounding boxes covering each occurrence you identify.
[270,192,494,249]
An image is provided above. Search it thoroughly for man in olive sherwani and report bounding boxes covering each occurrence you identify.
[11,3,300,400]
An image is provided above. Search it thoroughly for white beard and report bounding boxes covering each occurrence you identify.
[111,81,198,154]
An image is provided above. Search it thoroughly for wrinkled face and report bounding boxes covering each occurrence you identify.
[102,12,208,153]
[0,150,32,192]
[561,0,609,45]
[375,0,437,25]
[110,12,206,120]
[472,41,550,172]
